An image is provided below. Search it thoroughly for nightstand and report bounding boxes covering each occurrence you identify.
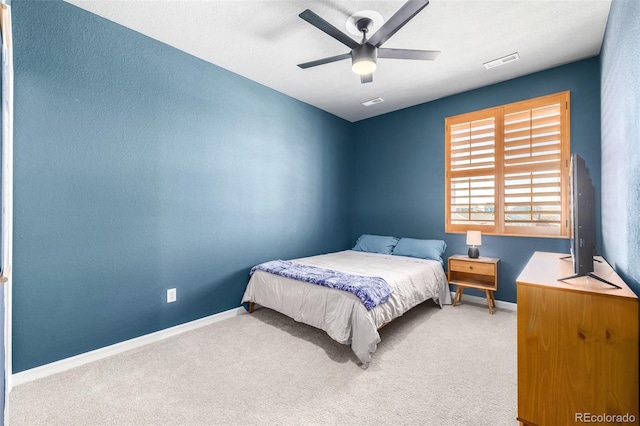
[448,255,500,314]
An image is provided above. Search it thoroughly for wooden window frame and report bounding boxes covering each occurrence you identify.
[445,91,571,238]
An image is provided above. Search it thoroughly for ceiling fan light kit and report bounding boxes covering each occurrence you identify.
[297,0,440,84]
[352,43,377,75]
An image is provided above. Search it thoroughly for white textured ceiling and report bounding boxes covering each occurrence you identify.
[65,0,612,122]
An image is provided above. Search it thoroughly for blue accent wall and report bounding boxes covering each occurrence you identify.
[11,1,353,372]
[600,0,640,296]
[351,58,602,303]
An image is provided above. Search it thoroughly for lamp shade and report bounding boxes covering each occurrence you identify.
[466,230,482,246]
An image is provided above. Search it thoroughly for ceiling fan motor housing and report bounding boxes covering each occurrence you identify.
[352,43,377,74]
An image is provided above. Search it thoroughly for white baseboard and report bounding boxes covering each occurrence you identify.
[450,291,517,311]
[11,306,247,388]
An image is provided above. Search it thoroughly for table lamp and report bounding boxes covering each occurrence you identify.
[466,230,482,258]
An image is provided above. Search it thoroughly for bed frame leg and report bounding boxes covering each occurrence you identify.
[248,302,254,313]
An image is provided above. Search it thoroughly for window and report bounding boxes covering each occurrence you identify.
[445,91,570,238]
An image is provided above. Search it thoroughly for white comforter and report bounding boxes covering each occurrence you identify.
[241,250,451,366]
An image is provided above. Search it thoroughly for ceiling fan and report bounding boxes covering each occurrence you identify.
[297,0,440,84]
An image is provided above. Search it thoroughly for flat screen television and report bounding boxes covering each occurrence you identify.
[560,153,619,288]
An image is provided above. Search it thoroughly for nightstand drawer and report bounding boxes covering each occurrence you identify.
[449,260,494,276]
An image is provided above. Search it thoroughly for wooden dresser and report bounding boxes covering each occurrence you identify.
[516,252,639,426]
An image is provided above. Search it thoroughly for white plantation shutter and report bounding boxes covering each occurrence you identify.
[445,92,570,237]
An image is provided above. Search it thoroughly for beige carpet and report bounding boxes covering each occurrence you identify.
[9,301,518,425]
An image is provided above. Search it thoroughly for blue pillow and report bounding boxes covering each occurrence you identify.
[352,234,399,255]
[392,238,447,264]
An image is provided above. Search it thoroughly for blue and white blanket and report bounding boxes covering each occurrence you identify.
[250,260,392,310]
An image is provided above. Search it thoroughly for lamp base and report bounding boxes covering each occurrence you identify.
[468,247,479,259]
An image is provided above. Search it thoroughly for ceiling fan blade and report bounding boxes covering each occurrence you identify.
[360,74,373,84]
[367,0,430,48]
[378,48,440,60]
[298,53,352,69]
[299,9,360,50]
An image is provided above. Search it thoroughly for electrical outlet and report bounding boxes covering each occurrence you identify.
[167,288,177,303]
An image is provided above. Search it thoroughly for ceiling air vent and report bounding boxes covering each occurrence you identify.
[483,52,520,70]
[361,97,385,107]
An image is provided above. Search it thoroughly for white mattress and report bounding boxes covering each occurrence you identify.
[241,250,451,366]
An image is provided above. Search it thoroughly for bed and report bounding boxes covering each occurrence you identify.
[241,236,451,367]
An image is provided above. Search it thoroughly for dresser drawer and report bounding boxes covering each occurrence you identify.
[449,259,494,276]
